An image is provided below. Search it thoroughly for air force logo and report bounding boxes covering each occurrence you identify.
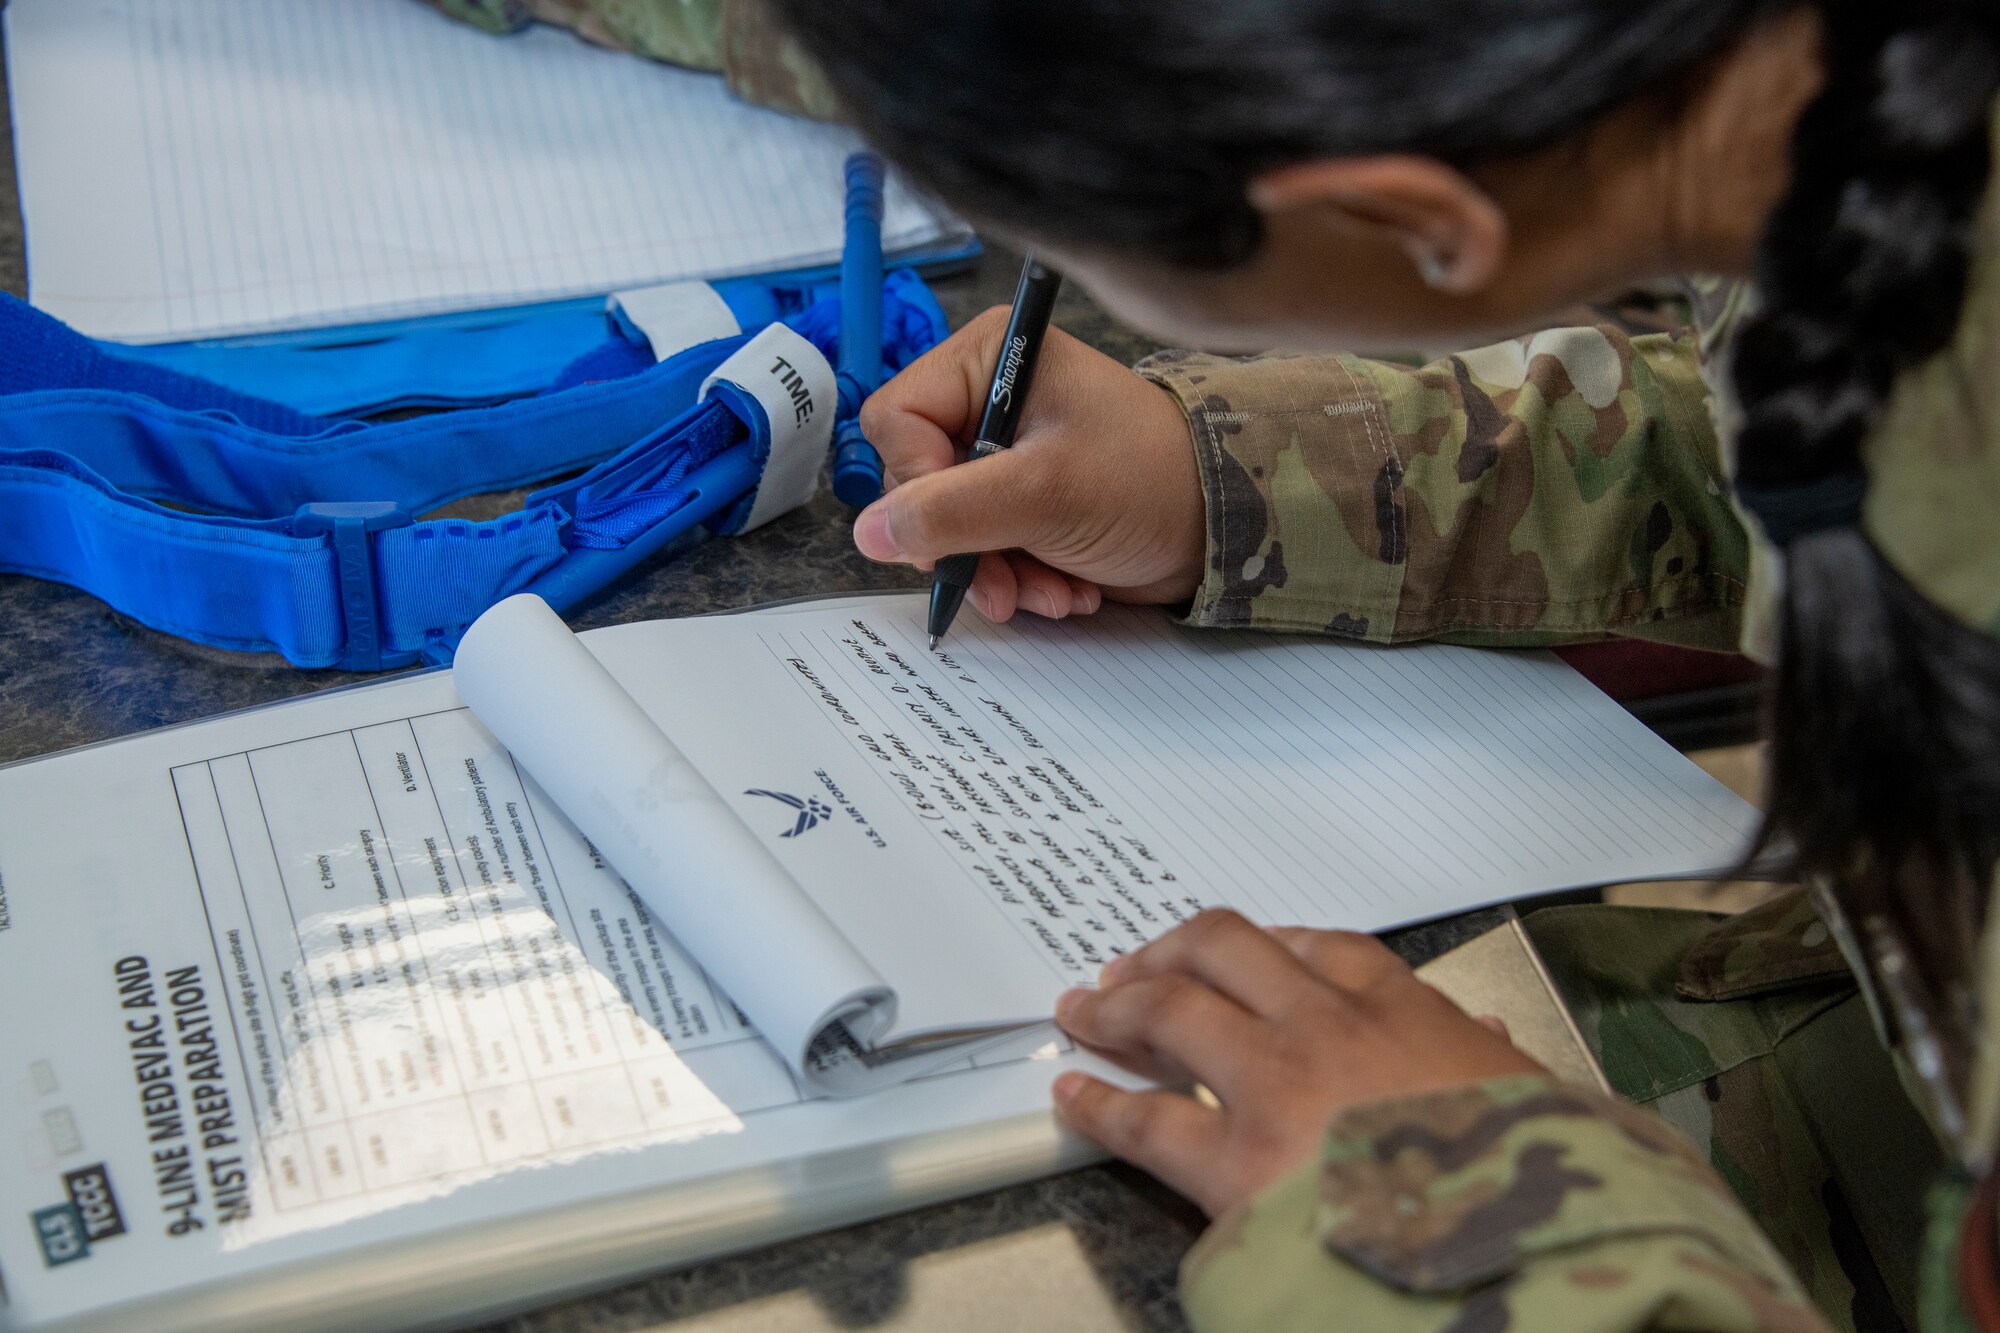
[745,789,834,838]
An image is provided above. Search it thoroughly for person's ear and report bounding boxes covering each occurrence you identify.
[1248,157,1509,295]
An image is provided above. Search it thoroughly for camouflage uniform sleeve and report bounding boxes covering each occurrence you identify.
[1135,325,1751,650]
[421,0,837,118]
[1180,1074,1832,1333]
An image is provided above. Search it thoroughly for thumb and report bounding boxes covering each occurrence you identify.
[853,449,1057,567]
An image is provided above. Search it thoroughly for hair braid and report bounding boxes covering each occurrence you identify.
[1734,3,1999,513]
[1735,1,2000,1070]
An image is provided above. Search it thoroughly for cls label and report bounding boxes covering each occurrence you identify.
[32,1203,89,1266]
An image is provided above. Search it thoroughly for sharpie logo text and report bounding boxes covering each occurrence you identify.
[988,334,1029,411]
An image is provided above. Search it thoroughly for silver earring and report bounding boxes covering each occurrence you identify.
[1417,253,1453,290]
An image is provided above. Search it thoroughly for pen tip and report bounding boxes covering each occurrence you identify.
[928,635,939,650]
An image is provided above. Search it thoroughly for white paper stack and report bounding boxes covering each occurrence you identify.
[5,0,963,343]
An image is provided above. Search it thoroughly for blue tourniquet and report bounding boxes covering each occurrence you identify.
[0,272,945,670]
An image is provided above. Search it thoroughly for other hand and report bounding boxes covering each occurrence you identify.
[1052,909,1542,1217]
[853,308,1206,623]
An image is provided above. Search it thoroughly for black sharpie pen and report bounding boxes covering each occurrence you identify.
[927,253,1063,647]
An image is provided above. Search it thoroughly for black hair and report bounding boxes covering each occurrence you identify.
[1728,5,2000,1086]
[773,2,2000,1086]
[773,0,1790,266]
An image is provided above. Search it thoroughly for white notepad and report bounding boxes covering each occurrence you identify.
[0,595,1760,1331]
[455,594,1763,1095]
[6,0,961,343]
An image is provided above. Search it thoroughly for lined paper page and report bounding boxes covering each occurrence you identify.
[581,595,1761,1036]
[7,0,958,342]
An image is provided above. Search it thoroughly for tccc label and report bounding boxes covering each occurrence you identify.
[63,1163,126,1242]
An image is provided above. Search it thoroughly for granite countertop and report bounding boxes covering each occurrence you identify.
[0,55,1503,1333]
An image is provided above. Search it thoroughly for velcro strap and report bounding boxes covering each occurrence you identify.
[610,281,742,362]
[0,338,758,667]
[700,323,835,534]
[0,450,571,667]
[0,338,748,522]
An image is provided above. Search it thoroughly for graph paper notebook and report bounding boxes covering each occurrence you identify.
[0,594,1759,1331]
[5,0,965,343]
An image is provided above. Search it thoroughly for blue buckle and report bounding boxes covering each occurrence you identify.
[291,501,419,672]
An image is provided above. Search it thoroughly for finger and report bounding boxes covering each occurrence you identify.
[990,554,1102,619]
[853,444,1059,568]
[1057,974,1269,1096]
[1008,551,1077,619]
[1059,1032,1186,1088]
[1101,909,1321,1019]
[1478,1015,1512,1041]
[973,554,1092,623]
[968,552,1018,622]
[867,415,957,496]
[1052,1072,1232,1214]
[1263,927,1409,995]
[859,308,1012,484]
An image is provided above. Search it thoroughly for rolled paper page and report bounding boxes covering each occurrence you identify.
[454,594,895,1090]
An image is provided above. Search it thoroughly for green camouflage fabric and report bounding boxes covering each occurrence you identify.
[1181,1073,1828,1333]
[1673,890,1852,1003]
[1527,902,1942,1333]
[1135,324,1753,654]
[1146,101,2000,658]
[1178,897,1974,1333]
[423,0,838,118]
[1172,876,1999,1333]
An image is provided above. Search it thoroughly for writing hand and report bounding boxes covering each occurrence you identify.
[1052,910,1542,1218]
[853,308,1206,623]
